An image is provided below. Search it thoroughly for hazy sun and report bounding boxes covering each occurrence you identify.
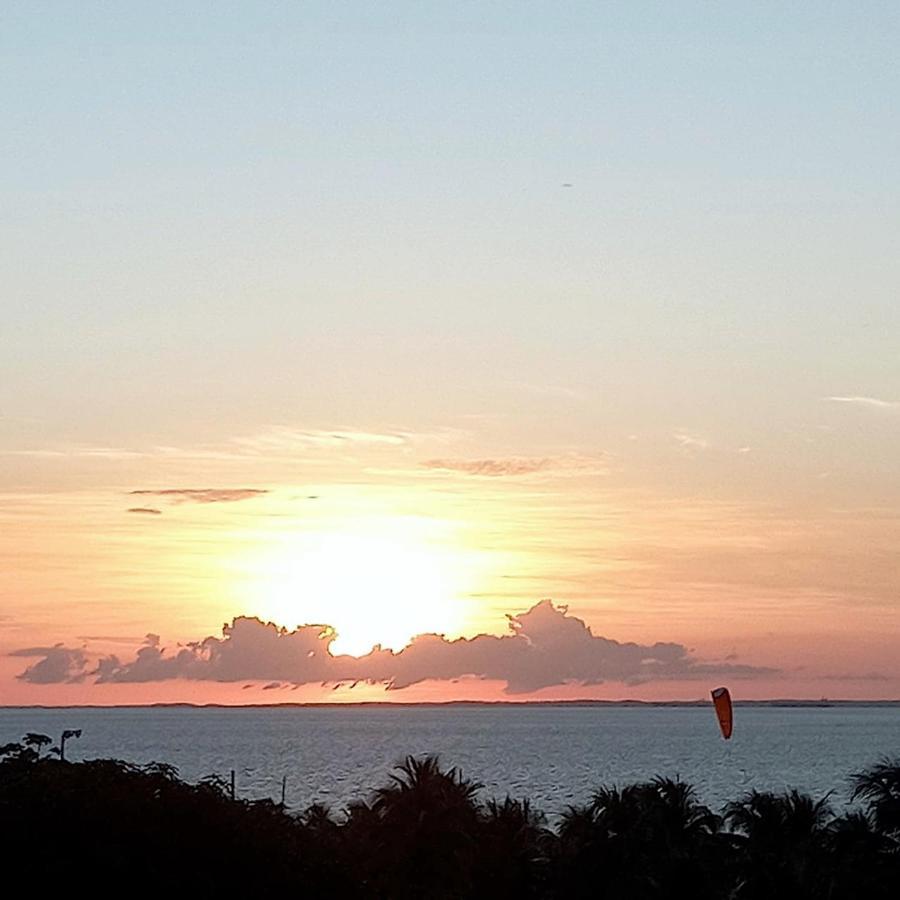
[250,524,476,656]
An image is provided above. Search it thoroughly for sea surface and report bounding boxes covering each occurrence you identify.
[2,705,898,817]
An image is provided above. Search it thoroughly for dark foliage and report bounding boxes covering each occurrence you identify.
[1,738,899,898]
[555,777,725,899]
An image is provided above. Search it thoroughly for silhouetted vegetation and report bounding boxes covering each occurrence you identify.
[1,736,898,897]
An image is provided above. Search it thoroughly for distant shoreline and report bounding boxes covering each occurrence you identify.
[3,698,900,710]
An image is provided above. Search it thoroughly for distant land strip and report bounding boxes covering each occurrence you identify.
[3,699,900,710]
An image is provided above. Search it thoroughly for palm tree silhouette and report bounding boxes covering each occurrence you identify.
[367,755,483,899]
[556,778,723,899]
[725,789,833,899]
[851,757,900,838]
[475,796,551,898]
[825,810,898,899]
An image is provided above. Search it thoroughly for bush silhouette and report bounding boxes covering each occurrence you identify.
[1,738,899,897]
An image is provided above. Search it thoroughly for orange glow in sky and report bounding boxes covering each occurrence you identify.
[2,5,899,706]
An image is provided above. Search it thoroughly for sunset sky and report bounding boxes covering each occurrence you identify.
[2,3,899,704]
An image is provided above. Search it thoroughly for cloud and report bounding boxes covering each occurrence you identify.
[826,396,900,411]
[127,507,162,515]
[673,432,709,454]
[820,672,891,682]
[4,447,145,460]
[77,634,147,645]
[128,489,267,504]
[16,602,773,692]
[232,427,411,452]
[424,458,553,476]
[423,455,604,478]
[511,382,584,400]
[10,645,88,684]
[2,424,467,467]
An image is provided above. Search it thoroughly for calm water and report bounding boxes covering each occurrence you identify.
[2,705,898,816]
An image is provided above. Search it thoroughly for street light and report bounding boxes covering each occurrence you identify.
[59,729,82,762]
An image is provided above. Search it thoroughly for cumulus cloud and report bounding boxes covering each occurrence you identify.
[15,602,773,692]
[423,455,604,478]
[128,489,268,504]
[11,645,88,684]
[826,395,900,411]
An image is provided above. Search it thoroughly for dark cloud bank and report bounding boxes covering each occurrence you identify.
[14,602,773,693]
[10,646,89,684]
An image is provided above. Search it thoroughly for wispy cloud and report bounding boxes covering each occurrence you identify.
[820,672,891,682]
[2,423,469,469]
[424,457,554,477]
[233,427,411,453]
[826,396,900,411]
[510,382,585,401]
[4,446,145,460]
[128,489,267,504]
[127,507,162,515]
[673,432,709,454]
[77,634,148,645]
[423,454,605,478]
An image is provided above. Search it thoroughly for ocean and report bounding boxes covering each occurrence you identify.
[2,704,898,816]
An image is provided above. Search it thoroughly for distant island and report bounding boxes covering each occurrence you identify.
[5,698,900,710]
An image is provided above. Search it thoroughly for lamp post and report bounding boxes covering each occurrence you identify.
[59,729,82,761]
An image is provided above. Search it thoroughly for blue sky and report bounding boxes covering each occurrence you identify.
[4,2,898,449]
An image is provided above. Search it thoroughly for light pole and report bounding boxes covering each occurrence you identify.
[59,729,82,761]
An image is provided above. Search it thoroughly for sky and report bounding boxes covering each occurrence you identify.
[2,2,899,705]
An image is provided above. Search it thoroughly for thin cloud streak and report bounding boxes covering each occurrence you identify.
[424,458,554,477]
[2,425,467,468]
[826,396,900,410]
[233,427,411,452]
[673,432,709,453]
[423,455,605,478]
[128,489,268,504]
[3,447,145,460]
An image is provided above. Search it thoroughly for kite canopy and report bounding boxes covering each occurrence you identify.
[711,687,733,740]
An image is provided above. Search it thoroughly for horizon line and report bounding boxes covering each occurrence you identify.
[4,698,900,711]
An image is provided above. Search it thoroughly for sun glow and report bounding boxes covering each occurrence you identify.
[251,525,478,656]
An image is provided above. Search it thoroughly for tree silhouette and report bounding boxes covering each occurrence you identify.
[555,777,723,899]
[851,757,900,838]
[365,754,482,898]
[2,742,900,897]
[725,789,833,899]
[824,810,898,899]
[474,796,551,898]
[22,733,52,759]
